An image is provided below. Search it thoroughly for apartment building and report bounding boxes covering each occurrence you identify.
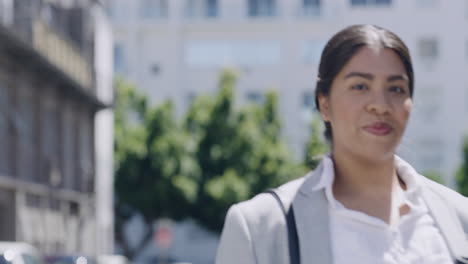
[104,1,468,262]
[0,0,114,256]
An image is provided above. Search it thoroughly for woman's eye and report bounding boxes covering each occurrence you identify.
[351,84,367,91]
[389,86,406,94]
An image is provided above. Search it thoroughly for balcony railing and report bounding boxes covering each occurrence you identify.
[0,0,94,91]
[32,19,92,89]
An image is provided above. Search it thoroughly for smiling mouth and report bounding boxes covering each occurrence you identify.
[363,122,393,136]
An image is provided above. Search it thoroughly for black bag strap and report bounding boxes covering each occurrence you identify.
[265,189,300,264]
[266,188,467,264]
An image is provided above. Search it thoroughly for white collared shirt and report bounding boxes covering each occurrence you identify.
[312,155,453,264]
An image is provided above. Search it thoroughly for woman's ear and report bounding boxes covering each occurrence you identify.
[318,94,330,121]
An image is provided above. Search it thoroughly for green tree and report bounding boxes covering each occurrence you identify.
[185,70,304,233]
[422,170,444,185]
[115,69,308,258]
[456,137,468,196]
[114,79,198,259]
[304,116,329,169]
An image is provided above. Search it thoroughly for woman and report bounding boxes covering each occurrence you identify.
[215,25,468,264]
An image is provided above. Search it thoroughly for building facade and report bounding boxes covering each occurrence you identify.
[106,0,468,188]
[0,0,114,256]
[104,1,468,263]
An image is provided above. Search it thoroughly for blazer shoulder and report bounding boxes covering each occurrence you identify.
[216,176,307,264]
[421,177,468,229]
[219,175,307,242]
[234,176,306,224]
[422,176,468,205]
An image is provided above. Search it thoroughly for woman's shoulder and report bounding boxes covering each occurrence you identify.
[231,176,306,220]
[420,176,468,224]
[420,176,467,203]
[217,177,309,264]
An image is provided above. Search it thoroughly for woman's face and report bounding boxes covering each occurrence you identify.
[318,46,413,161]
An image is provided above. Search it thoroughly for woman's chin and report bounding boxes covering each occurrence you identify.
[344,142,397,163]
[358,147,396,163]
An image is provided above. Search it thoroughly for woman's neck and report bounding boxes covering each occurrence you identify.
[330,150,408,224]
[331,150,401,197]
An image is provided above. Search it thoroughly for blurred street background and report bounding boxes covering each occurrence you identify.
[0,0,467,264]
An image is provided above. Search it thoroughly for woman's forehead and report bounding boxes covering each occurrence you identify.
[338,47,407,78]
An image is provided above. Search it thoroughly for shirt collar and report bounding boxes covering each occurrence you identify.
[310,154,423,207]
[311,153,334,191]
[394,155,422,195]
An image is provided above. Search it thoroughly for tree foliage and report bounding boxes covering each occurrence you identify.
[304,116,329,169]
[456,137,468,196]
[114,79,197,259]
[185,70,305,232]
[422,170,444,185]
[114,70,327,259]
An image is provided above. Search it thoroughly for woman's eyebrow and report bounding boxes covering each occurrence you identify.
[387,75,409,82]
[344,72,373,80]
[344,72,409,82]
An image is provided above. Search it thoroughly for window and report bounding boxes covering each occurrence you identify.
[0,82,8,174]
[0,0,13,25]
[185,40,281,67]
[150,64,161,75]
[104,2,115,18]
[106,1,132,22]
[302,39,325,65]
[248,0,277,17]
[415,0,437,7]
[15,85,35,181]
[301,0,321,16]
[302,91,315,110]
[418,38,439,60]
[375,0,391,4]
[139,0,168,19]
[351,0,366,5]
[246,91,264,104]
[206,0,217,16]
[78,112,93,192]
[351,0,391,6]
[301,90,316,122]
[114,43,126,74]
[186,0,218,18]
[62,103,75,190]
[41,95,59,185]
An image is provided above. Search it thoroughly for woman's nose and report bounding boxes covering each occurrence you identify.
[366,91,391,115]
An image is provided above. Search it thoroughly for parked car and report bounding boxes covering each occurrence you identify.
[142,256,190,264]
[96,255,128,264]
[45,255,96,264]
[0,242,44,264]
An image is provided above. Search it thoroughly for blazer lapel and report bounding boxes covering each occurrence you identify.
[292,163,333,264]
[422,187,468,259]
[290,159,468,263]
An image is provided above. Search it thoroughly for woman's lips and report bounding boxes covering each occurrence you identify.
[363,122,393,136]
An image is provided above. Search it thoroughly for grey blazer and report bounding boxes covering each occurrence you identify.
[216,162,468,264]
